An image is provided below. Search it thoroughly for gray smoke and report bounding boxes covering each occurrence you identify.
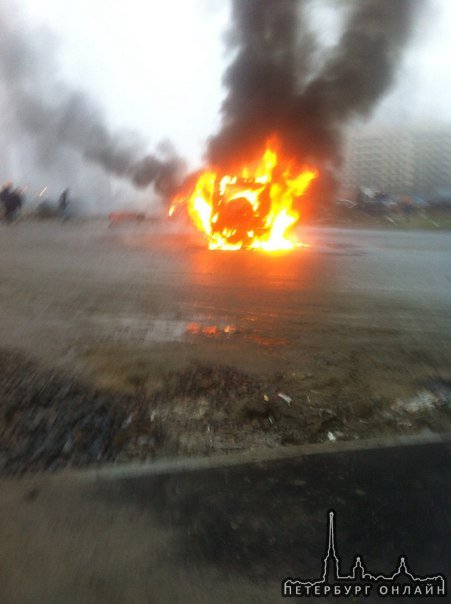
[208,0,423,187]
[0,1,183,196]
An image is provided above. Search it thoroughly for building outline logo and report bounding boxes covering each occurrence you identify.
[282,511,447,599]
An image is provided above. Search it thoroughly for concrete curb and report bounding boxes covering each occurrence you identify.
[80,430,451,482]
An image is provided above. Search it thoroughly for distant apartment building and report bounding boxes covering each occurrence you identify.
[340,124,451,199]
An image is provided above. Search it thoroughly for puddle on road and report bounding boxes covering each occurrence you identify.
[86,313,287,348]
[186,322,236,337]
[185,322,288,347]
[87,315,187,343]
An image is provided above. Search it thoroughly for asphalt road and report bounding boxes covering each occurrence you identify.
[0,438,449,602]
[0,221,449,400]
[0,222,450,601]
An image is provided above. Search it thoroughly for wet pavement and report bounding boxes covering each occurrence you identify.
[0,223,450,601]
[0,438,449,602]
[1,222,451,471]
[0,222,450,388]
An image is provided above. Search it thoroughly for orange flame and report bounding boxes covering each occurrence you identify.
[170,141,318,251]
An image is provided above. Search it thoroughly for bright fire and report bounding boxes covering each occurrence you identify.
[169,141,319,251]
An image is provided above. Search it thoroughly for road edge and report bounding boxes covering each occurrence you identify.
[82,430,451,481]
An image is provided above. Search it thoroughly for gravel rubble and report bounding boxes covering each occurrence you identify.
[1,351,450,476]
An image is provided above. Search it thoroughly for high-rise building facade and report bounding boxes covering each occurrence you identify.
[340,124,451,199]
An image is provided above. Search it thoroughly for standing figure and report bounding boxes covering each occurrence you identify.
[58,188,70,222]
[10,188,24,221]
[0,182,14,223]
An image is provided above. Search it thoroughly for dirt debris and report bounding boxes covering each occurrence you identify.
[0,350,152,476]
[147,363,451,455]
[1,352,451,476]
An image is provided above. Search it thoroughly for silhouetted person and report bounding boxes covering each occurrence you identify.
[10,188,24,221]
[1,183,14,223]
[58,188,70,222]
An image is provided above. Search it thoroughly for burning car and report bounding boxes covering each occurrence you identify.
[169,140,318,251]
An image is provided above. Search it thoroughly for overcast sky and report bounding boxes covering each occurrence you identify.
[11,0,451,168]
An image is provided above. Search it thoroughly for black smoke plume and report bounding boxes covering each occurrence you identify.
[208,0,422,202]
[0,1,183,196]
